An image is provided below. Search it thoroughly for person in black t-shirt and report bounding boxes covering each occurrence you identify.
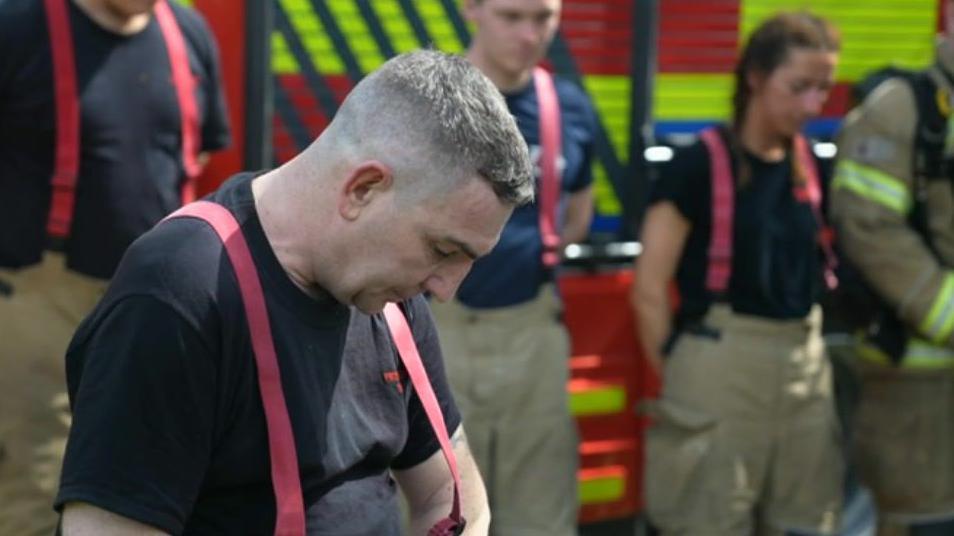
[632,13,844,535]
[0,1,229,533]
[56,50,534,535]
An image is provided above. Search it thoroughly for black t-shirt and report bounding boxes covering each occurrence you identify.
[650,128,824,324]
[55,173,460,535]
[0,0,230,278]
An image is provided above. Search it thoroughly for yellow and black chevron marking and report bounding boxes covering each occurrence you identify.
[269,0,631,224]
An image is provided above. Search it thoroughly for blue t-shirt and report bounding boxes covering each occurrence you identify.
[455,76,597,308]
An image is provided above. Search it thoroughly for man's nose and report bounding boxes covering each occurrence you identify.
[424,261,472,303]
[518,20,542,45]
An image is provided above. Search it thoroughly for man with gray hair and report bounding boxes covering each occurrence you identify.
[54,49,532,535]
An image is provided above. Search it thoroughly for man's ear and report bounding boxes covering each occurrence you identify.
[338,161,393,221]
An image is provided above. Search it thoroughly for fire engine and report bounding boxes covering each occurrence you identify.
[184,0,944,530]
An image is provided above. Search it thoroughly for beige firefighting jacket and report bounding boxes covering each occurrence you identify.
[831,40,954,359]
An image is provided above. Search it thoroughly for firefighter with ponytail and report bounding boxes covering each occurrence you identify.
[632,12,843,535]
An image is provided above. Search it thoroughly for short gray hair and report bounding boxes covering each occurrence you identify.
[327,49,534,205]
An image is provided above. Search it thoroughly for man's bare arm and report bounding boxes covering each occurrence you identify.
[561,186,594,246]
[61,502,169,536]
[393,425,490,534]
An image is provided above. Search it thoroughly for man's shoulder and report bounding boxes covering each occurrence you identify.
[550,75,598,137]
[843,77,919,140]
[166,0,209,31]
[552,76,594,111]
[0,0,44,49]
[0,0,42,22]
[111,216,229,305]
[70,219,230,364]
[166,1,217,55]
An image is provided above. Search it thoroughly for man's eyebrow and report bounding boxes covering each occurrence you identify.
[444,237,480,260]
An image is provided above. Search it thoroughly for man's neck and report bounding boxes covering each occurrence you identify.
[465,48,533,94]
[251,171,333,301]
[72,0,152,36]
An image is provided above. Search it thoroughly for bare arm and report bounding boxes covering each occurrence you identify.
[631,202,691,371]
[393,425,489,535]
[61,503,169,536]
[561,186,594,246]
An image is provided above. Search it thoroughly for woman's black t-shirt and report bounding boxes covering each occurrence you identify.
[649,128,824,325]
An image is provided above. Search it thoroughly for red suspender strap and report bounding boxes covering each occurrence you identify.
[533,67,562,268]
[164,201,306,536]
[382,303,465,536]
[699,127,734,294]
[43,0,81,239]
[701,130,838,294]
[164,203,465,535]
[792,135,821,207]
[154,0,203,204]
[793,135,839,290]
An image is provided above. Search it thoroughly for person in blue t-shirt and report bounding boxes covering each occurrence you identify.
[429,0,598,533]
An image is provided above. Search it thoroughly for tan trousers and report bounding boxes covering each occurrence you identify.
[644,305,843,536]
[852,359,954,525]
[430,286,579,536]
[0,254,107,535]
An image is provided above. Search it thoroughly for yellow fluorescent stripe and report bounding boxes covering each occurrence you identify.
[413,0,464,52]
[569,385,626,417]
[654,74,733,121]
[855,343,893,367]
[326,0,385,73]
[921,274,954,343]
[272,31,300,74]
[593,161,622,217]
[579,475,626,505]
[576,74,629,218]
[907,338,954,359]
[583,75,630,160]
[832,174,906,213]
[900,357,954,369]
[857,335,954,370]
[741,1,935,82]
[370,0,420,53]
[833,160,911,214]
[278,0,345,75]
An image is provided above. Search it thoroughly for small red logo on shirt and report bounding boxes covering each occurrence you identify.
[382,370,404,394]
